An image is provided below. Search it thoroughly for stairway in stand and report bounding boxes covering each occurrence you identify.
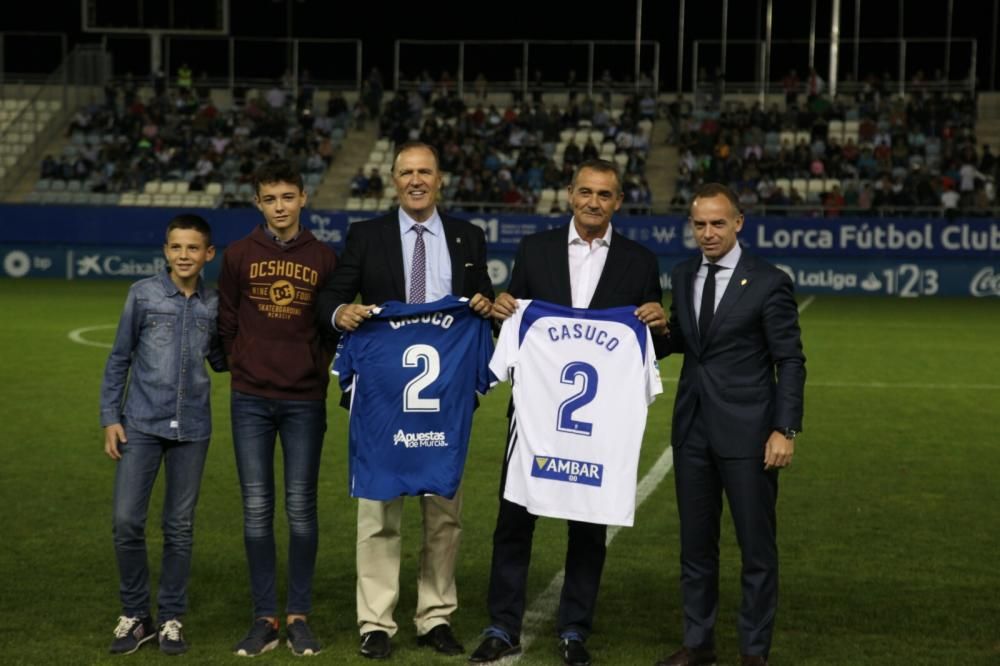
[311,122,378,211]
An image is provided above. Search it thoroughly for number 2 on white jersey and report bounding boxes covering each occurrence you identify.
[556,361,598,436]
[403,344,440,412]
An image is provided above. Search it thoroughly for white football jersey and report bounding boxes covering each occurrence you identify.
[490,299,662,526]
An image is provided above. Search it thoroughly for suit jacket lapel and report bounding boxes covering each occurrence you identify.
[380,215,406,300]
[442,217,465,296]
[682,259,701,343]
[549,227,573,306]
[705,251,753,341]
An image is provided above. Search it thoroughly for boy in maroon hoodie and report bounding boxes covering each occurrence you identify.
[218,160,338,657]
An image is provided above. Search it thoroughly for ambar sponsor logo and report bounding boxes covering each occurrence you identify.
[531,455,603,487]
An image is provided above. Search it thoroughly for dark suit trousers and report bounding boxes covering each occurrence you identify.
[672,412,779,657]
[486,413,608,640]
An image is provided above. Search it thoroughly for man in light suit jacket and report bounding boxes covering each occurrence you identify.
[315,142,494,660]
[470,159,668,666]
[656,183,806,666]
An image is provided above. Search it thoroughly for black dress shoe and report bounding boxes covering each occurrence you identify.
[468,636,522,662]
[417,624,464,655]
[359,630,391,659]
[740,655,768,666]
[560,638,591,666]
[655,645,717,666]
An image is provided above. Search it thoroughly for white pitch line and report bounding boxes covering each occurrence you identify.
[516,295,818,654]
[659,377,1000,390]
[810,379,1000,390]
[68,324,116,349]
[517,446,674,654]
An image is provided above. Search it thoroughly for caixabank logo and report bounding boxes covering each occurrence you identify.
[531,455,603,487]
[74,252,166,278]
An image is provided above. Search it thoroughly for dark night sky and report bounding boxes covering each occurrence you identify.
[2,1,996,89]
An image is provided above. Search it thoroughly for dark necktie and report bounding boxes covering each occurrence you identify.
[409,223,426,304]
[699,263,721,340]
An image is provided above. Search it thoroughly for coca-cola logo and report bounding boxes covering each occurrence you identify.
[969,267,1000,297]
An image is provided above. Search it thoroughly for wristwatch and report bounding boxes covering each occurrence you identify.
[777,427,799,439]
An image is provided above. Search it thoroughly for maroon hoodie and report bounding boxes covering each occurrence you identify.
[218,225,338,400]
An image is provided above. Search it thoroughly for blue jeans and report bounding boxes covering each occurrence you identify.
[112,427,209,621]
[231,391,326,617]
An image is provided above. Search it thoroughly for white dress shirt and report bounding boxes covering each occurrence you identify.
[567,220,612,309]
[693,242,742,328]
[398,207,452,303]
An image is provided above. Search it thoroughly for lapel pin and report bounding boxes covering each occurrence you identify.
[740,278,748,286]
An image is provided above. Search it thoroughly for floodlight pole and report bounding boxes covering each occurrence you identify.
[809,0,816,70]
[945,0,953,79]
[634,0,642,92]
[853,0,861,84]
[760,0,772,107]
[829,0,840,97]
[150,31,162,76]
[676,0,685,96]
[721,0,728,98]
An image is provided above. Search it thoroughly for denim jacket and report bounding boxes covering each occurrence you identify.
[100,269,227,441]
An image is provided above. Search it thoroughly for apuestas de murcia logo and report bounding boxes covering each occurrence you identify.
[393,429,448,448]
[969,267,1000,297]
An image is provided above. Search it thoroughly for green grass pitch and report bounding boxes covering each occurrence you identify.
[1,279,998,664]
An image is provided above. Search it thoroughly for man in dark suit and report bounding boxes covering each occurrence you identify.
[315,142,494,660]
[656,183,805,666]
[469,159,668,666]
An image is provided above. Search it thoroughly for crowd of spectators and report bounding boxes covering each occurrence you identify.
[37,71,347,205]
[367,72,658,214]
[671,70,996,217]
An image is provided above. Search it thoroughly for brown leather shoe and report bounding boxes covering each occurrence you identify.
[654,646,717,666]
[740,656,768,666]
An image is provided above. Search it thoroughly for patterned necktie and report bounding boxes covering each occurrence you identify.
[409,223,426,304]
[699,263,721,340]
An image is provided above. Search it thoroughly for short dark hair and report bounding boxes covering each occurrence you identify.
[252,159,304,195]
[690,182,741,216]
[165,214,213,245]
[571,159,622,195]
[393,141,441,172]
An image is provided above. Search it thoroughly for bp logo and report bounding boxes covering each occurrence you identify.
[270,280,296,306]
[3,250,31,277]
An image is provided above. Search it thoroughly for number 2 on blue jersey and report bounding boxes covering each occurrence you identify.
[402,344,441,412]
[556,361,598,436]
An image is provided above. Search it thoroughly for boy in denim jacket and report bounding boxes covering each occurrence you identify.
[100,214,226,655]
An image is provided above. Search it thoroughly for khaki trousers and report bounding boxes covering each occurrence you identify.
[356,488,463,636]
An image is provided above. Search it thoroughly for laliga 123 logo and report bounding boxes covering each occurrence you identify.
[970,267,1000,297]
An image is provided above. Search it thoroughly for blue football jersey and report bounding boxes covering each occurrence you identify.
[334,296,495,501]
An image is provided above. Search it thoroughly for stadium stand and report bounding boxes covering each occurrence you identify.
[23,79,351,207]
[344,82,656,214]
[670,79,995,216]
